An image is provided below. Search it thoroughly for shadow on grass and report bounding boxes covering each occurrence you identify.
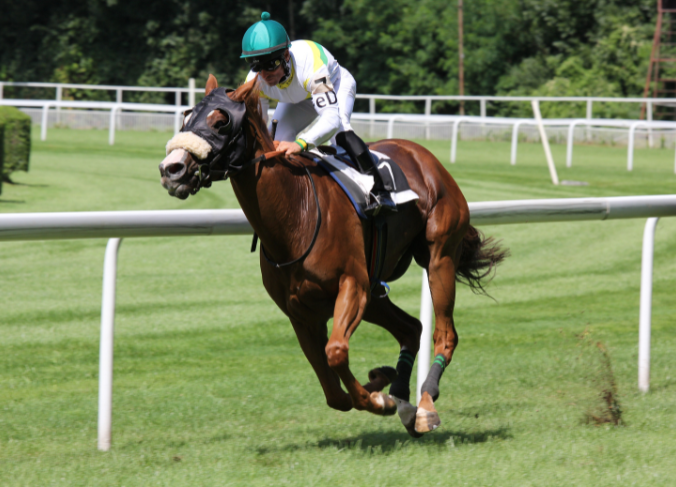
[3,181,49,188]
[256,427,512,456]
[0,199,26,204]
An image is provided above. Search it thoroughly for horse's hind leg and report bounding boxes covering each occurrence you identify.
[416,208,467,433]
[290,318,353,412]
[363,295,423,436]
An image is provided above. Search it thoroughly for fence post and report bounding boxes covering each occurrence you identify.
[41,104,50,141]
[480,98,487,136]
[566,120,580,168]
[109,107,119,145]
[116,90,123,130]
[450,119,464,163]
[585,98,592,142]
[510,121,523,165]
[189,78,196,108]
[417,269,433,405]
[638,217,659,393]
[369,97,376,138]
[531,100,559,185]
[174,109,182,134]
[0,82,3,100]
[98,238,123,451]
[627,122,642,171]
[425,97,432,140]
[175,90,182,108]
[386,116,404,139]
[647,101,654,148]
[56,86,62,125]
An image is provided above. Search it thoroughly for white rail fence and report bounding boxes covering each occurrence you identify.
[1,195,674,450]
[4,98,676,176]
[2,79,675,121]
[15,104,676,154]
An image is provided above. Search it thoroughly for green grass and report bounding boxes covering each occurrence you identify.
[1,127,675,486]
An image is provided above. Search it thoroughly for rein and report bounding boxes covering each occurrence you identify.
[256,163,322,268]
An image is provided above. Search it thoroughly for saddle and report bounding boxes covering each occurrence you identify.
[308,146,419,220]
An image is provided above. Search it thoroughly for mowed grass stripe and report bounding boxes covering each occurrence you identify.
[0,128,675,486]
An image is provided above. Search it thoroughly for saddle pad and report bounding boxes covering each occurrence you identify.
[309,148,419,219]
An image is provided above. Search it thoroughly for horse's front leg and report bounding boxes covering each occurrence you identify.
[325,275,397,416]
[289,318,353,412]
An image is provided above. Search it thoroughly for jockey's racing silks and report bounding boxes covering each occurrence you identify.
[181,87,248,174]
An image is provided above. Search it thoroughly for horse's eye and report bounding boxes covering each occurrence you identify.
[182,110,193,128]
[213,118,231,135]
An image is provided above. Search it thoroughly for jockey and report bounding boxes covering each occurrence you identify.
[241,12,394,214]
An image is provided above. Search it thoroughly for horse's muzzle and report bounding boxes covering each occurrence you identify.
[159,149,195,199]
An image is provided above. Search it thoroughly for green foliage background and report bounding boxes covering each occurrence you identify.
[0,0,658,115]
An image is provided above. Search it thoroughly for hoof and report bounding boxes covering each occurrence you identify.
[370,392,397,416]
[394,396,424,438]
[415,391,441,433]
[368,366,398,384]
[415,407,441,433]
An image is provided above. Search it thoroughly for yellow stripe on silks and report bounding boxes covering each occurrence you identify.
[304,41,328,72]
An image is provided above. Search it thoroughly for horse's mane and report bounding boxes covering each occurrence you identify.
[229,77,275,153]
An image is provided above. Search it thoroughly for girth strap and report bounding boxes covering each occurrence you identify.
[368,216,388,293]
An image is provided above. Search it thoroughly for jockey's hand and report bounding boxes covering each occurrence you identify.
[277,140,303,156]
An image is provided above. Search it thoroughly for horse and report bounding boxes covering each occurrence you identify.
[158,75,507,436]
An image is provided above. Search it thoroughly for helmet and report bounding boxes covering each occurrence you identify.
[241,12,291,59]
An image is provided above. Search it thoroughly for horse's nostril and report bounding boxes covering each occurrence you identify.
[165,162,187,181]
[167,163,184,175]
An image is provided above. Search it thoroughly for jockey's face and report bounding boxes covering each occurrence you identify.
[259,50,291,87]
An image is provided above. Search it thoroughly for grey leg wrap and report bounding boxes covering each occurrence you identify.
[389,349,416,402]
[420,354,446,401]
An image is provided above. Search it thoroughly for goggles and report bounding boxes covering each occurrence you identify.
[250,57,283,73]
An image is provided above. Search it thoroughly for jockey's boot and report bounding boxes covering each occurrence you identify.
[335,130,396,216]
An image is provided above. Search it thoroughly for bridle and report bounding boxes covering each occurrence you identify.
[185,99,323,269]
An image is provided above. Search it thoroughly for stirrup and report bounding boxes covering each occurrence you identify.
[365,191,397,217]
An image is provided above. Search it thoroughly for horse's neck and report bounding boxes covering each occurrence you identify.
[230,156,313,262]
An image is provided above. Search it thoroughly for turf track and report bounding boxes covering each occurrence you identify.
[1,127,675,486]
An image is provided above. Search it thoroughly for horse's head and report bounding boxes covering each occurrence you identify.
[159,75,269,199]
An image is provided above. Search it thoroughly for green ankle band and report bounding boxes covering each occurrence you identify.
[397,350,415,368]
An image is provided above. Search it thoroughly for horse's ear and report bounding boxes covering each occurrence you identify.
[205,74,218,96]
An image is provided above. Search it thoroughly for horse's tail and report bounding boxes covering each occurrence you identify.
[455,225,509,295]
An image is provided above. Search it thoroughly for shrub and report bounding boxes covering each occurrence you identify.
[0,124,4,195]
[0,106,31,183]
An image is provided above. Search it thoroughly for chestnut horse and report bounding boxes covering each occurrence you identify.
[159,75,506,436]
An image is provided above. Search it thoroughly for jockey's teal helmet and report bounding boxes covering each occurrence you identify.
[241,12,291,59]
